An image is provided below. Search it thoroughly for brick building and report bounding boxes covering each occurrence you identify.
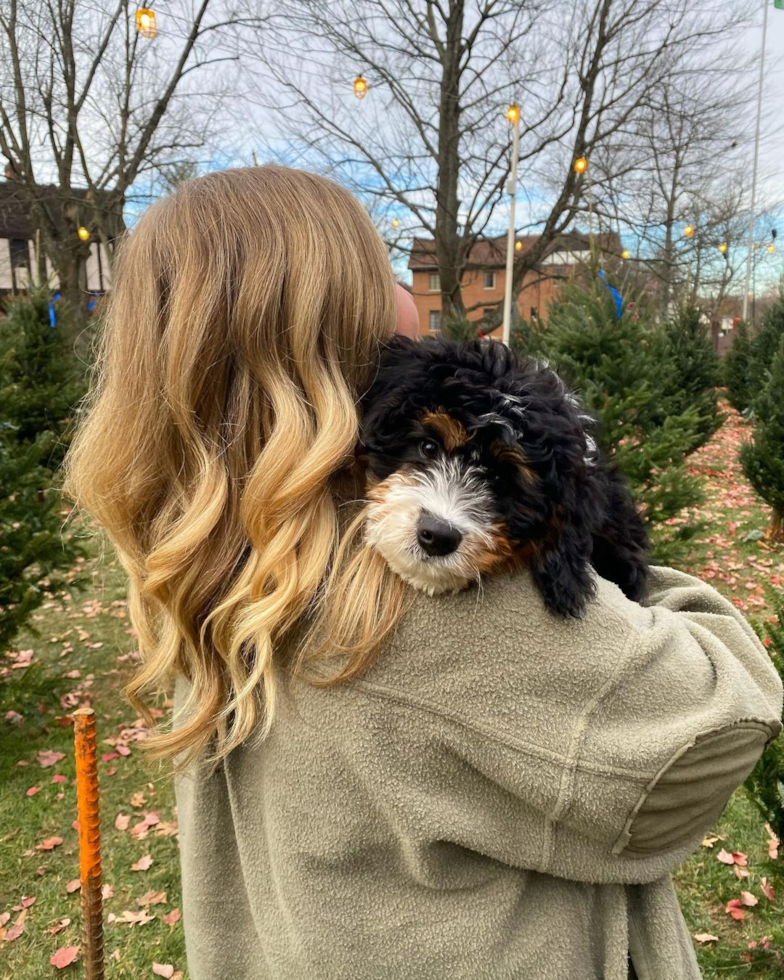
[408,232,621,336]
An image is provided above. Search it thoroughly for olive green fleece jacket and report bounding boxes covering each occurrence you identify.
[175,566,782,980]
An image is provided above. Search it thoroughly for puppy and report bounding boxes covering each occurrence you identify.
[358,336,649,618]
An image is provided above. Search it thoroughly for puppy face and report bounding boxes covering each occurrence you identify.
[360,337,603,611]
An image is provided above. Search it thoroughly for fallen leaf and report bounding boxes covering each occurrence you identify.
[131,854,153,872]
[66,879,81,894]
[138,890,167,907]
[725,899,745,920]
[50,946,80,969]
[740,890,758,907]
[162,908,181,926]
[734,865,750,879]
[717,849,735,865]
[52,774,67,784]
[36,836,64,851]
[694,933,719,944]
[702,834,724,848]
[130,792,146,807]
[101,884,114,900]
[733,852,748,867]
[153,965,175,978]
[761,877,775,902]
[114,813,130,831]
[26,786,42,797]
[13,896,36,910]
[37,750,66,768]
[4,910,27,941]
[108,909,155,926]
[0,912,9,927]
[46,917,72,936]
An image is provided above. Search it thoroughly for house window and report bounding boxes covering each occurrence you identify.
[483,271,496,289]
[9,238,28,269]
[428,273,440,292]
[428,310,441,332]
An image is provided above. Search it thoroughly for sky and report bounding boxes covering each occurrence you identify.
[749,3,784,204]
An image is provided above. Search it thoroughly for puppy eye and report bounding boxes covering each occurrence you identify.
[419,439,439,459]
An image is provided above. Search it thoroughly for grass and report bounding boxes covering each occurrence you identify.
[1,404,783,978]
[0,551,183,979]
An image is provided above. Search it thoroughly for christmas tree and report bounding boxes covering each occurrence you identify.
[750,291,784,397]
[745,586,784,841]
[723,319,755,414]
[652,305,723,453]
[740,335,784,540]
[0,290,87,649]
[540,272,704,559]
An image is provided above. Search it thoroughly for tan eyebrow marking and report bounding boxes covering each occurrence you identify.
[491,441,538,485]
[421,410,471,451]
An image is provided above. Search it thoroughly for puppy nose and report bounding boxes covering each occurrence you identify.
[416,513,462,557]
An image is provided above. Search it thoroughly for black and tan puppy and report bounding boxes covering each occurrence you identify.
[359,336,649,618]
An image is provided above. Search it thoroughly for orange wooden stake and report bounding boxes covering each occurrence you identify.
[74,707,104,980]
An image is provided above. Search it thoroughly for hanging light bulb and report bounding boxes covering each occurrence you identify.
[505,105,520,124]
[353,75,368,100]
[683,224,695,238]
[391,218,400,229]
[621,249,630,260]
[77,226,90,241]
[768,243,776,254]
[135,8,157,38]
[515,240,523,252]
[718,243,728,254]
[573,157,588,174]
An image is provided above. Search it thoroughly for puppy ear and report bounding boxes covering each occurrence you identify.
[530,522,597,618]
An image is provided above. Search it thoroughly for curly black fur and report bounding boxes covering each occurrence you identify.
[360,336,649,617]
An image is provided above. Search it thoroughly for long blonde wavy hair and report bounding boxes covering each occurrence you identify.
[63,166,407,766]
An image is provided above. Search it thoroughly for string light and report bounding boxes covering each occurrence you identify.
[505,105,520,124]
[135,8,157,38]
[391,218,399,229]
[683,224,695,238]
[77,227,90,241]
[621,249,630,260]
[353,75,368,100]
[573,157,588,174]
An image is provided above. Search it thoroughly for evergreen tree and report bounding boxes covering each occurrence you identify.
[539,272,704,560]
[750,290,784,396]
[440,312,481,342]
[746,586,784,842]
[723,319,755,414]
[652,305,723,452]
[740,336,784,540]
[0,290,88,649]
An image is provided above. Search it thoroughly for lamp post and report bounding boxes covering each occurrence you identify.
[502,105,520,347]
[743,0,769,321]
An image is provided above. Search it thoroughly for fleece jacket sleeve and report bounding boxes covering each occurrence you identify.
[340,566,782,886]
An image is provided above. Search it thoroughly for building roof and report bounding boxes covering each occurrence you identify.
[408,231,622,271]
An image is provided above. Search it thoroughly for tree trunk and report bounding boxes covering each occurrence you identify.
[435,1,465,326]
[768,509,783,542]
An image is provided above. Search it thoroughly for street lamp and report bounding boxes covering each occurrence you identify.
[574,157,588,174]
[515,240,523,252]
[135,8,157,38]
[502,105,521,347]
[353,75,368,100]
[77,226,90,242]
